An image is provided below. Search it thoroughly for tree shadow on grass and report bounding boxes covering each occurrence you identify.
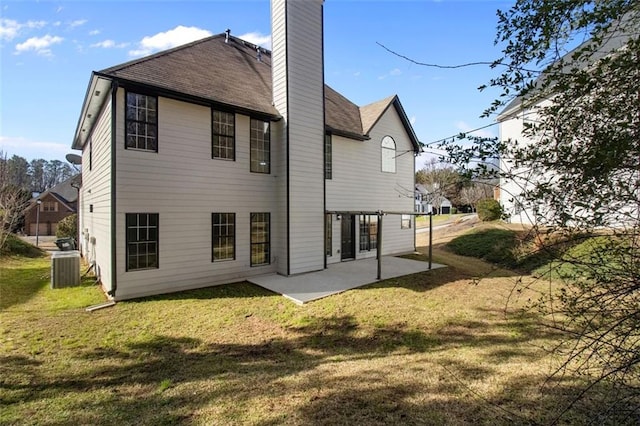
[260,372,638,426]
[0,263,49,310]
[127,281,279,303]
[4,311,634,425]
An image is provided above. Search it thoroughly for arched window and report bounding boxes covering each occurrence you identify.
[381,136,396,173]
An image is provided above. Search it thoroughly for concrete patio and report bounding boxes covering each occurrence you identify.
[248,256,446,304]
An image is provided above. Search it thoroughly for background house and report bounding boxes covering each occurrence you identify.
[415,183,451,215]
[498,21,633,225]
[24,176,79,236]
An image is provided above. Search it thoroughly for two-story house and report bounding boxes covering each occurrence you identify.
[24,176,79,236]
[71,0,420,300]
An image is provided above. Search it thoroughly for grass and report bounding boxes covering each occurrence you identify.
[415,213,466,228]
[446,228,519,267]
[444,224,626,281]
[1,233,633,425]
[0,233,46,258]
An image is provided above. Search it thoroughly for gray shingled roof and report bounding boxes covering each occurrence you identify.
[48,176,79,204]
[324,85,363,139]
[94,33,419,150]
[99,34,278,117]
[25,176,79,213]
[361,95,396,135]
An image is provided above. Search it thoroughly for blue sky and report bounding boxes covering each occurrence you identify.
[0,0,513,169]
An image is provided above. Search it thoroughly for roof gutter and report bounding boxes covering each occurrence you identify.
[325,126,369,141]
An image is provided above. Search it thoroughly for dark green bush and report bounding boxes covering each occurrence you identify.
[0,233,45,258]
[447,228,519,267]
[56,214,77,238]
[476,199,502,221]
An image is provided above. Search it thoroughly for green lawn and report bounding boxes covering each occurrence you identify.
[0,238,629,425]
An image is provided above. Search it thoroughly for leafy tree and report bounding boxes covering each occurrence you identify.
[459,182,496,212]
[476,198,502,221]
[0,154,78,193]
[56,214,77,239]
[436,0,640,419]
[6,155,30,189]
[44,160,72,189]
[29,159,46,192]
[415,159,466,206]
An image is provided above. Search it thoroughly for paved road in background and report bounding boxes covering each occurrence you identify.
[416,214,477,234]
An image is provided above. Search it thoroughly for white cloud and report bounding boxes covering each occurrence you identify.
[15,34,63,56]
[455,121,496,139]
[410,116,417,125]
[89,29,100,36]
[26,20,47,29]
[0,18,19,40]
[237,31,271,49]
[91,39,127,49]
[129,25,212,57]
[0,18,46,41]
[378,67,403,80]
[68,19,87,28]
[0,136,69,160]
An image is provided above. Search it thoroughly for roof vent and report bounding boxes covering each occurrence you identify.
[225,29,231,43]
[256,46,262,62]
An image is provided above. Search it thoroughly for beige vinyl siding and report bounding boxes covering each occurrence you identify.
[326,106,415,259]
[271,0,287,119]
[113,91,280,299]
[271,0,288,274]
[271,121,288,275]
[79,95,114,293]
[271,0,289,275]
[272,0,326,275]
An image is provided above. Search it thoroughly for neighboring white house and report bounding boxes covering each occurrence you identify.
[497,101,542,225]
[415,183,451,215]
[71,0,420,300]
[497,20,634,225]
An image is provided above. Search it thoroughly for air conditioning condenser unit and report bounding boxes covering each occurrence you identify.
[51,251,81,289]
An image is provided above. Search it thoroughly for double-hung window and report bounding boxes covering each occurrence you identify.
[250,119,270,173]
[42,201,57,212]
[125,92,158,152]
[212,213,235,261]
[250,213,270,266]
[126,213,159,271]
[212,110,235,160]
[359,215,378,251]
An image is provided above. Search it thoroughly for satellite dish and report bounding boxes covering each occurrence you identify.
[66,153,82,165]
